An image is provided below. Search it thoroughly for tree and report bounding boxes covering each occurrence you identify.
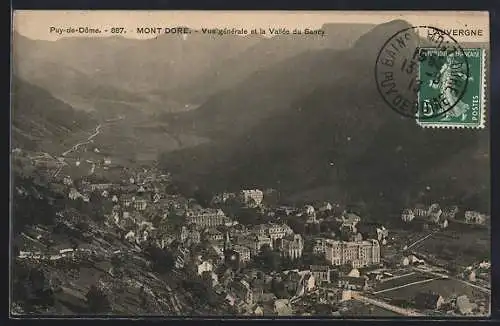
[144,244,175,274]
[286,216,306,235]
[50,276,63,293]
[166,208,184,231]
[151,214,163,228]
[193,187,213,207]
[69,238,79,251]
[237,207,261,226]
[182,279,218,308]
[23,267,55,308]
[138,286,148,310]
[86,284,111,313]
[271,279,288,299]
[306,222,321,235]
[12,262,30,304]
[87,191,105,221]
[256,244,281,272]
[263,189,279,207]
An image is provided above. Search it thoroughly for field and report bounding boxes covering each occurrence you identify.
[92,121,208,165]
[411,228,490,267]
[373,271,434,293]
[372,274,490,310]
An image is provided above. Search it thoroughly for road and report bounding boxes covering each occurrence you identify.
[61,124,102,157]
[351,292,425,317]
[61,115,125,157]
[53,115,125,178]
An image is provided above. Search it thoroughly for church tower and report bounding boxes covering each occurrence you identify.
[223,231,240,270]
[224,230,232,252]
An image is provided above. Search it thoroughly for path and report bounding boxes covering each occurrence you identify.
[61,124,102,157]
[53,115,125,178]
[413,267,491,294]
[351,292,425,317]
[61,115,125,157]
[380,272,416,283]
[405,230,438,250]
[373,277,441,295]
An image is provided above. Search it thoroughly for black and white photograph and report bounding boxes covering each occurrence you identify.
[10,10,491,317]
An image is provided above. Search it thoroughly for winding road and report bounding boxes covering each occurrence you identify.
[61,115,125,157]
[61,124,102,157]
[52,115,124,178]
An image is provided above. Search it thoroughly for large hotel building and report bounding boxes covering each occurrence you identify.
[324,239,380,268]
[184,208,227,229]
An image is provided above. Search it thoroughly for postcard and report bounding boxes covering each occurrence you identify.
[10,10,490,317]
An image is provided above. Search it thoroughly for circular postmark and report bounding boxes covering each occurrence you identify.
[375,26,470,119]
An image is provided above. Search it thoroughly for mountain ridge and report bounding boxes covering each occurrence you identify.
[159,19,490,216]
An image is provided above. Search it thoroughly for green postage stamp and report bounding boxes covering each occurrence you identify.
[417,48,486,128]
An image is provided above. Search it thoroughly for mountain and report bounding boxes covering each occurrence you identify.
[11,76,97,151]
[160,20,490,216]
[164,23,375,103]
[12,33,152,113]
[12,31,263,113]
[13,24,375,114]
[162,21,408,139]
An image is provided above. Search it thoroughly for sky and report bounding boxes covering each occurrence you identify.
[13,10,490,42]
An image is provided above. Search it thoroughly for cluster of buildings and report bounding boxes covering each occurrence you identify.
[463,211,490,226]
[211,189,264,208]
[401,203,490,229]
[155,195,388,314]
[222,222,304,266]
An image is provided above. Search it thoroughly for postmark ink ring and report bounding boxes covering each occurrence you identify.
[374,25,470,120]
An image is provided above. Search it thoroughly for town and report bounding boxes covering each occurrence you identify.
[11,139,491,317]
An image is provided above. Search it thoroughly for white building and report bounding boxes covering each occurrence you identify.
[313,238,336,255]
[318,202,333,213]
[401,209,415,223]
[239,189,264,207]
[295,271,316,297]
[63,176,73,186]
[325,239,380,268]
[232,244,251,263]
[125,231,136,242]
[68,188,82,200]
[281,234,304,260]
[197,260,214,276]
[303,205,317,223]
[268,223,294,241]
[427,203,443,223]
[464,211,489,225]
[185,208,226,229]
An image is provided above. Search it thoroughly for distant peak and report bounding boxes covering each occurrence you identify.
[367,19,413,34]
[352,19,414,51]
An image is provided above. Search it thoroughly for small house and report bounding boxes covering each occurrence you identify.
[456,295,476,315]
[254,305,264,316]
[273,299,293,316]
[337,276,368,291]
[414,292,444,310]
